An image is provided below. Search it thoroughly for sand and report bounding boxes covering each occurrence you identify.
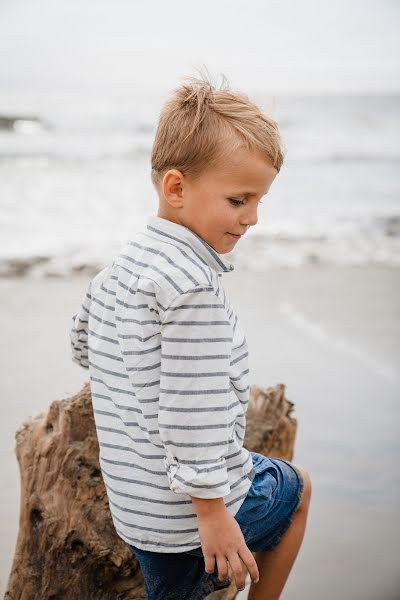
[1,266,399,599]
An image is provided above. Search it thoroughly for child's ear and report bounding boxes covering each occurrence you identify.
[162,169,184,206]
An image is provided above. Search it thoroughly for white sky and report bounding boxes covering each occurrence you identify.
[0,0,399,99]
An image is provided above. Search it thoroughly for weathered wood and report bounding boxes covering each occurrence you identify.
[5,382,297,600]
[243,383,297,460]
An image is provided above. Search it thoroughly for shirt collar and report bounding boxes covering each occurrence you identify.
[145,215,234,274]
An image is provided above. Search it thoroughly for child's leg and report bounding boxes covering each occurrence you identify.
[247,465,311,600]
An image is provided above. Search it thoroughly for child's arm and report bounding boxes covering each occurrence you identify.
[158,286,259,589]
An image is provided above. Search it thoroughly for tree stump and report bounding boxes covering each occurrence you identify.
[5,382,297,600]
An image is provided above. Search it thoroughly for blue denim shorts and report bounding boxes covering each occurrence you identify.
[129,453,304,600]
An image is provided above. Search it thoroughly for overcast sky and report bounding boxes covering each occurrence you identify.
[0,0,399,103]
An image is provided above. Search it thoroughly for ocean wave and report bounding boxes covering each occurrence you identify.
[1,148,400,165]
[314,154,400,164]
[1,229,399,278]
[0,147,152,164]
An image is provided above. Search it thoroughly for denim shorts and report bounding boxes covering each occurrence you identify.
[129,452,304,600]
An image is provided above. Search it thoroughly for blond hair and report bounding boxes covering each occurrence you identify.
[150,70,285,190]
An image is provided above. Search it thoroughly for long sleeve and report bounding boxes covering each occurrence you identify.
[159,285,234,499]
[69,281,91,370]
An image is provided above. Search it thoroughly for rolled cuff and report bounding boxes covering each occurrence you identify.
[163,456,231,498]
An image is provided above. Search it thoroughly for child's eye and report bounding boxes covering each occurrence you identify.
[228,198,264,206]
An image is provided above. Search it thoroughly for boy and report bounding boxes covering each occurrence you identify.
[70,74,311,600]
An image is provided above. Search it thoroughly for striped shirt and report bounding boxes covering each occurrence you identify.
[70,214,255,553]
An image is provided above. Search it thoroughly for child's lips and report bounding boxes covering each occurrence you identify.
[227,232,242,239]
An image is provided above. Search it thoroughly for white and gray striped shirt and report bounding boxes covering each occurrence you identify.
[70,215,255,553]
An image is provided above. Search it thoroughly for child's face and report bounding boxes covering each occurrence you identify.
[161,146,278,254]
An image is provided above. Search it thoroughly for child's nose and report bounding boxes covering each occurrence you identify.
[241,206,258,227]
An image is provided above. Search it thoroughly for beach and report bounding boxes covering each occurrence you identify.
[1,1,399,597]
[1,265,399,599]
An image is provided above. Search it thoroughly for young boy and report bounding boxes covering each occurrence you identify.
[70,74,311,600]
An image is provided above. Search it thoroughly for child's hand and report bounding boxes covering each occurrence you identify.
[196,506,259,591]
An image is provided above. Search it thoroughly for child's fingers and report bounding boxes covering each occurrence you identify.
[216,554,229,582]
[227,553,246,590]
[204,553,216,575]
[239,545,259,583]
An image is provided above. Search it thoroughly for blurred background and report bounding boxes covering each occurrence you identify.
[0,1,399,598]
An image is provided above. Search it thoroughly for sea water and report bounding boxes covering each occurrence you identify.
[0,93,399,277]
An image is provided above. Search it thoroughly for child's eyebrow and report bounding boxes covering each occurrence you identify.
[231,191,268,197]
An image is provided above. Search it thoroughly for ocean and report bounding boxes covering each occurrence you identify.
[0,93,399,277]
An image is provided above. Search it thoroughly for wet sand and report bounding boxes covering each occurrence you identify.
[1,266,399,599]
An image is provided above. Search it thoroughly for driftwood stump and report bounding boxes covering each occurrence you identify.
[5,382,297,600]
